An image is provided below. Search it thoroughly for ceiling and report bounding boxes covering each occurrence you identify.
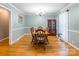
[12,3,69,15]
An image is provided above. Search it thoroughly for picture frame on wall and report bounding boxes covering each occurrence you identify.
[18,15,24,24]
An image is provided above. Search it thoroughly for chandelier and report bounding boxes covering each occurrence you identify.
[36,9,45,16]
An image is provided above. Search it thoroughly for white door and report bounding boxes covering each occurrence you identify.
[59,12,68,42]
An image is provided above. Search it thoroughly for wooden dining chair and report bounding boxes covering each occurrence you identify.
[30,27,36,43]
[35,29,48,44]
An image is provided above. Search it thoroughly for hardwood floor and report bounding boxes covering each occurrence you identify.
[0,35,79,56]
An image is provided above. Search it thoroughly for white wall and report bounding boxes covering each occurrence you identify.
[0,4,56,44]
[24,14,56,34]
[0,3,26,45]
[68,4,79,48]
[56,3,79,49]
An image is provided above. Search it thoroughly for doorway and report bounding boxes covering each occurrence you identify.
[0,6,10,45]
[59,11,68,42]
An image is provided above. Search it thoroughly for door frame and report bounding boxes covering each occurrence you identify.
[58,11,69,42]
[0,4,12,45]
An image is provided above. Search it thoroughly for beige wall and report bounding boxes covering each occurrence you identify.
[0,6,10,40]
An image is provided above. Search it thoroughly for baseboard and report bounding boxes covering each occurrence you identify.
[0,37,8,42]
[67,42,79,50]
[26,33,31,35]
[10,33,27,45]
[60,39,79,50]
[57,36,79,50]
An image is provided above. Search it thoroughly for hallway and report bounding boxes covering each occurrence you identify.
[0,35,79,56]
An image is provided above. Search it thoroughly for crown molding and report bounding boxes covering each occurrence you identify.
[8,3,23,13]
[55,3,74,15]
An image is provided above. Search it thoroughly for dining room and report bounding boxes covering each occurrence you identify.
[0,3,79,56]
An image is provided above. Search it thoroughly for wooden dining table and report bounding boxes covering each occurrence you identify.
[31,28,48,44]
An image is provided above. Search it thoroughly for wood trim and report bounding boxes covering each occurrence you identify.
[69,29,79,33]
[67,42,79,50]
[12,27,27,31]
[9,3,22,13]
[0,37,8,42]
[59,38,79,51]
[10,33,26,45]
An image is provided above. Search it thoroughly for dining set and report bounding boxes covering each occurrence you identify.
[30,26,49,45]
